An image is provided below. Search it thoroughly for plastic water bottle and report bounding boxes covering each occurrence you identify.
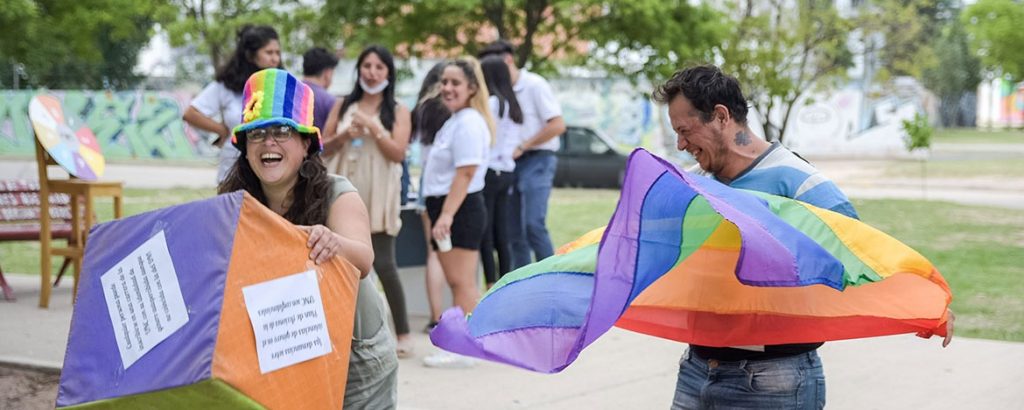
[347,137,363,162]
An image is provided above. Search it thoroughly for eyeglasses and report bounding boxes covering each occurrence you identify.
[247,125,296,144]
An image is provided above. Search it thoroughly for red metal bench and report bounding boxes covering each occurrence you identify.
[0,180,74,301]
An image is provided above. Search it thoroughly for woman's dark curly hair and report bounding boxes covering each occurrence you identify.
[338,45,398,131]
[218,131,331,226]
[411,61,451,146]
[216,25,282,93]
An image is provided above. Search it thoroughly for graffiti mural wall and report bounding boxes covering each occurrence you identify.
[0,90,215,160]
[977,78,1024,129]
[551,78,678,160]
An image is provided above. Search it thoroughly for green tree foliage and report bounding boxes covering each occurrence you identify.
[858,0,955,79]
[921,18,982,127]
[578,1,726,80]
[0,0,174,89]
[319,0,725,78]
[963,0,1024,81]
[164,0,304,75]
[718,0,854,143]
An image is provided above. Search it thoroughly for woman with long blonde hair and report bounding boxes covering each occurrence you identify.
[420,57,494,368]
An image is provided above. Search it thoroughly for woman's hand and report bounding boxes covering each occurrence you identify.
[431,213,454,242]
[297,224,342,264]
[350,111,380,138]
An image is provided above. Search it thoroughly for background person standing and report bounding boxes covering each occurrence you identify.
[184,25,282,184]
[301,47,339,130]
[420,57,494,368]
[478,40,565,268]
[479,55,523,286]
[411,62,452,332]
[322,45,415,358]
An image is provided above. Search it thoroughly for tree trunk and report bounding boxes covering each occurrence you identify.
[761,99,778,142]
[210,44,223,72]
[777,96,800,145]
[519,0,548,68]
[483,0,506,39]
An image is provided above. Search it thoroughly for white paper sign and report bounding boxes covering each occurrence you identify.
[100,230,189,369]
[242,270,332,374]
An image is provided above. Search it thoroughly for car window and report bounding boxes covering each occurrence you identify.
[566,128,610,155]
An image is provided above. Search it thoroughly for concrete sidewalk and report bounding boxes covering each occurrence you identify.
[2,273,1023,409]
[0,159,217,189]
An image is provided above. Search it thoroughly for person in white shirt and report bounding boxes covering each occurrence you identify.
[183,25,282,184]
[478,40,566,268]
[420,57,495,368]
[479,55,524,287]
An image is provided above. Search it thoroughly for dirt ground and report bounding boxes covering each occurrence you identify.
[0,364,60,409]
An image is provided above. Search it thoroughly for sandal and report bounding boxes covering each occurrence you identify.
[423,320,439,334]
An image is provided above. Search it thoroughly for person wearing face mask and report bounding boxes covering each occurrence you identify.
[184,25,283,184]
[322,45,415,359]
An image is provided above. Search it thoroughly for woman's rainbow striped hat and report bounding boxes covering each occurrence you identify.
[231,68,323,153]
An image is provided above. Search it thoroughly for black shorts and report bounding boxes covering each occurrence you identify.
[425,191,487,251]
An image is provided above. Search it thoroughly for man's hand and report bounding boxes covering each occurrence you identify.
[513,145,525,159]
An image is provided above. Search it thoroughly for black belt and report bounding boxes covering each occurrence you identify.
[517,149,555,160]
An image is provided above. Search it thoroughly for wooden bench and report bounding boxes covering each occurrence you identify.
[0,180,74,301]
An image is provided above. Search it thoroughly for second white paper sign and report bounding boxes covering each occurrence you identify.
[242,270,332,374]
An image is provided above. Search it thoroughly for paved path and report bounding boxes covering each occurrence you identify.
[2,274,1023,409]
[0,159,217,189]
[5,142,1022,210]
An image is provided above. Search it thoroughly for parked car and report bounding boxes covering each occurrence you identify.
[553,126,628,188]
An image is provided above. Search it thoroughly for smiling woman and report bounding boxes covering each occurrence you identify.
[216,68,398,408]
[321,45,418,357]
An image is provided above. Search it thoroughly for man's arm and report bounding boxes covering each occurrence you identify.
[514,75,565,158]
[514,116,565,158]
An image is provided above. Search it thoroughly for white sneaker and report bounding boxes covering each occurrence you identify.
[423,351,477,369]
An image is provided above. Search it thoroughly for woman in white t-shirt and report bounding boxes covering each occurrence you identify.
[183,25,282,183]
[420,57,495,368]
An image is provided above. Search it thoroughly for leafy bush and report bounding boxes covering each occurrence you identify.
[902,113,933,151]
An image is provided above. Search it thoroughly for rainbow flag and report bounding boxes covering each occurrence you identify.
[57,191,359,408]
[431,149,952,373]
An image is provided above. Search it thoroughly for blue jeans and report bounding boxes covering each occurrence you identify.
[509,151,556,268]
[672,349,826,410]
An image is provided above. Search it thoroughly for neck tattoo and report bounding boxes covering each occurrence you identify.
[734,130,752,146]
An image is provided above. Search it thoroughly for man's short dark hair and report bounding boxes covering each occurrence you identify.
[653,65,749,125]
[478,40,515,59]
[302,47,339,77]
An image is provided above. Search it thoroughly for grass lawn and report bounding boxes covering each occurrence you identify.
[852,199,1024,342]
[933,128,1024,144]
[883,157,1024,179]
[0,188,214,280]
[3,188,1021,342]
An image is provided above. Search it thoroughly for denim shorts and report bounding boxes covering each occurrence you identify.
[672,348,826,410]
